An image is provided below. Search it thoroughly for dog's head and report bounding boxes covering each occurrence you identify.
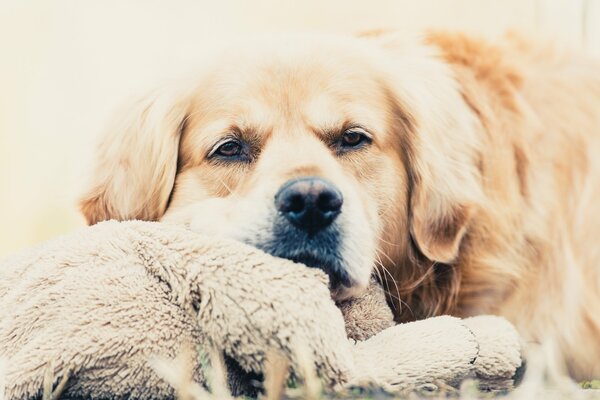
[80,33,482,300]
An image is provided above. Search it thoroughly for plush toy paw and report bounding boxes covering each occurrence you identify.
[349,315,523,393]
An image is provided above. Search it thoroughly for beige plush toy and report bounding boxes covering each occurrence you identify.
[0,221,523,399]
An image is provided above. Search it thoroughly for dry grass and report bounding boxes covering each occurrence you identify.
[0,358,5,400]
[42,361,70,400]
[147,344,600,400]
[2,348,599,400]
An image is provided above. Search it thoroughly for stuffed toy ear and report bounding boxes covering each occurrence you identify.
[79,88,190,224]
[368,31,484,263]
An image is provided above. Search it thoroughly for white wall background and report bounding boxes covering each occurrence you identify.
[0,0,599,256]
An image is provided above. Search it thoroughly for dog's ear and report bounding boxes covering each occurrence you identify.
[406,102,482,264]
[79,88,189,224]
[408,153,478,264]
[371,32,484,263]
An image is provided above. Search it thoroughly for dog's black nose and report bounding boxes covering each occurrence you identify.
[275,177,343,234]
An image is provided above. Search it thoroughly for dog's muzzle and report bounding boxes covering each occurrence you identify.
[252,176,352,288]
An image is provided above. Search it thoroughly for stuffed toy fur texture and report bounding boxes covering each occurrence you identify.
[0,221,523,398]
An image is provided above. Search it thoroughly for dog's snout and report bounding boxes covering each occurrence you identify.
[275,177,343,234]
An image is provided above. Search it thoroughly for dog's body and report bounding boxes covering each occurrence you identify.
[423,33,600,379]
[80,31,600,379]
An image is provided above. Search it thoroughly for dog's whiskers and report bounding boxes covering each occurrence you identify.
[373,250,411,316]
[374,256,415,318]
[373,233,416,318]
[378,248,396,266]
[378,237,403,248]
[217,178,233,195]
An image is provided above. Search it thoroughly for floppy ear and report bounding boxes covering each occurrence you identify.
[407,143,479,264]
[371,32,484,263]
[79,88,189,224]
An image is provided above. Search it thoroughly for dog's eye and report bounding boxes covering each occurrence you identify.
[216,141,242,157]
[211,140,243,158]
[341,128,371,148]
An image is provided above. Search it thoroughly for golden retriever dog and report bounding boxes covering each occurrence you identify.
[79,31,600,380]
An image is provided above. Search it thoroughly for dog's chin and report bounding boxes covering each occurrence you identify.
[249,242,367,301]
[287,252,351,285]
[276,251,367,301]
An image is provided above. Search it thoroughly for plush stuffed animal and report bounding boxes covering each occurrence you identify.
[0,221,523,399]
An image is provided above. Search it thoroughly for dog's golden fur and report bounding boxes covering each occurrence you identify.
[80,31,600,379]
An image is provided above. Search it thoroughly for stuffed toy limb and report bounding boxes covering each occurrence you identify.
[0,221,523,399]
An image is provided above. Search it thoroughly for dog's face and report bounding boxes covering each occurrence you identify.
[162,43,408,298]
[80,34,483,301]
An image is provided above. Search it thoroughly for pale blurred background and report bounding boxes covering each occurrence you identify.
[1,0,599,257]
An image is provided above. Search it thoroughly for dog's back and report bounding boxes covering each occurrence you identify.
[428,32,600,379]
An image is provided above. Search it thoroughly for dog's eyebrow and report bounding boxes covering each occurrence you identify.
[314,121,372,142]
[196,120,235,139]
[312,124,342,142]
[228,123,271,144]
[197,120,267,142]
